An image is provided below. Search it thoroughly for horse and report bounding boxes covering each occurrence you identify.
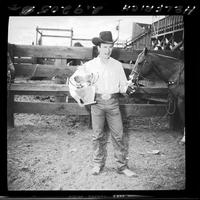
[129,47,185,143]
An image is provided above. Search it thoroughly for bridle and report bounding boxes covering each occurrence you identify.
[129,55,183,116]
[131,55,183,90]
[129,57,155,87]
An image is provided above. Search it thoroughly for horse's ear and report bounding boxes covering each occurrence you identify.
[144,47,148,55]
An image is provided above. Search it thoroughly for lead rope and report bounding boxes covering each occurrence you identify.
[148,92,176,129]
[130,65,177,128]
[166,91,176,115]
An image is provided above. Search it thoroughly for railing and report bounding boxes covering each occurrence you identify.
[7,43,180,128]
[151,16,184,38]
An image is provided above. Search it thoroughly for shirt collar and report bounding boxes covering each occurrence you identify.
[97,56,112,65]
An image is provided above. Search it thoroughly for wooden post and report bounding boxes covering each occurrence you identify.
[7,93,14,128]
[169,108,183,131]
[71,29,73,46]
[53,58,67,102]
[53,76,67,102]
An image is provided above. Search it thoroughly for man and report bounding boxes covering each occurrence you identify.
[69,31,136,177]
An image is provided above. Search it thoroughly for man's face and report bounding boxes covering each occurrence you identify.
[98,43,113,59]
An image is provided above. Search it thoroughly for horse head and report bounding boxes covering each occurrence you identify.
[129,47,154,83]
[130,47,184,87]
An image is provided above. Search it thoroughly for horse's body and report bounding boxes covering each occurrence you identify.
[130,48,185,143]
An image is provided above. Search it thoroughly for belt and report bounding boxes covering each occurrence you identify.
[95,93,119,100]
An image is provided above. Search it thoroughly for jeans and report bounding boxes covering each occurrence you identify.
[91,96,128,171]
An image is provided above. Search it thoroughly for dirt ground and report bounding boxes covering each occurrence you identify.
[7,106,185,190]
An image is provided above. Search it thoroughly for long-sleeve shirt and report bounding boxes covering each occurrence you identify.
[69,56,129,95]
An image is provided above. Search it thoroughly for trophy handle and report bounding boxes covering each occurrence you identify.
[69,77,78,87]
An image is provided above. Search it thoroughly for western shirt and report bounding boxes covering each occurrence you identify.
[69,56,129,94]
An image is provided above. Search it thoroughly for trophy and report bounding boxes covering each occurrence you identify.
[69,71,99,106]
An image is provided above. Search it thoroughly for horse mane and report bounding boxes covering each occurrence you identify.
[151,53,180,61]
[143,51,184,84]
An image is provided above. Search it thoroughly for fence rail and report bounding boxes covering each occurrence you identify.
[151,16,184,38]
[7,43,175,128]
[9,44,182,63]
[8,83,169,127]
[10,83,168,95]
[13,102,167,117]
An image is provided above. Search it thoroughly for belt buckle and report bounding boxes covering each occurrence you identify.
[101,94,111,100]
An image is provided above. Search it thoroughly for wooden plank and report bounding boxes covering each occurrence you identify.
[11,44,93,59]
[111,49,181,61]
[135,87,168,95]
[13,102,167,117]
[9,83,169,96]
[10,83,69,95]
[14,57,34,64]
[120,104,167,117]
[14,64,77,78]
[9,44,182,62]
[12,90,69,96]
[14,57,56,65]
[14,63,133,78]
[144,97,168,103]
[13,102,89,115]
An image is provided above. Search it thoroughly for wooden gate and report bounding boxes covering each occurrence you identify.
[7,43,181,128]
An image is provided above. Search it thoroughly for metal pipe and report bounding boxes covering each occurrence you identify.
[37,28,72,32]
[72,38,91,41]
[41,35,72,38]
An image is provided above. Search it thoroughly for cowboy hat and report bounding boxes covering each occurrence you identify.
[92,31,118,46]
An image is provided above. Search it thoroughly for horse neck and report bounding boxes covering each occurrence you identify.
[150,54,181,83]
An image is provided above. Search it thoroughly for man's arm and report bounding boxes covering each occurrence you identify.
[119,65,136,94]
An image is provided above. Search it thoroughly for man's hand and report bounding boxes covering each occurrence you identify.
[126,80,137,95]
[77,99,85,107]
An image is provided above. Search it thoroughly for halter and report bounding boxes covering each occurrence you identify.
[129,58,156,87]
[134,56,184,89]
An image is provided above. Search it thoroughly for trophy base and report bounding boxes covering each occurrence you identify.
[83,101,96,106]
[75,85,96,106]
